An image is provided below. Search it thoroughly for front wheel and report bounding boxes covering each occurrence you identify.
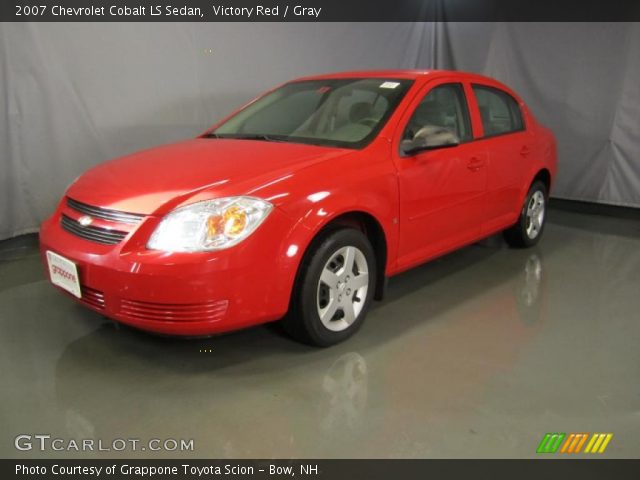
[283,228,376,347]
[504,180,548,248]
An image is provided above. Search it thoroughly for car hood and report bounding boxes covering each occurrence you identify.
[66,138,348,215]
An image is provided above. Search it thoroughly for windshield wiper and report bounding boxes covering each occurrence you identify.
[204,133,289,142]
[232,134,278,141]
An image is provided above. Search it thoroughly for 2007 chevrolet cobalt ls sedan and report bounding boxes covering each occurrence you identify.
[40,70,557,346]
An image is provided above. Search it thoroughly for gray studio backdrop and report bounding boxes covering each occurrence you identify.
[1,22,638,240]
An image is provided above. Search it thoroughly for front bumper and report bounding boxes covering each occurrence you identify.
[39,204,299,336]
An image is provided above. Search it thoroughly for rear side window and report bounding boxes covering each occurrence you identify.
[472,85,524,136]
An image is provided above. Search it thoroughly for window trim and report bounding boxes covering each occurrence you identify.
[471,83,526,139]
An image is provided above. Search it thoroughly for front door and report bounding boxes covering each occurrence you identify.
[395,81,487,270]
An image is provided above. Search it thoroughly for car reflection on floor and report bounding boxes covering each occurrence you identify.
[52,246,546,458]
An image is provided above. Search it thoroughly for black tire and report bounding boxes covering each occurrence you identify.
[504,180,548,248]
[283,228,377,347]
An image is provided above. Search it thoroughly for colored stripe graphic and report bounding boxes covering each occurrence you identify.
[537,433,566,453]
[537,433,613,454]
[559,433,588,453]
[584,433,613,454]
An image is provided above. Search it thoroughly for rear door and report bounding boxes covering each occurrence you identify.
[470,84,531,233]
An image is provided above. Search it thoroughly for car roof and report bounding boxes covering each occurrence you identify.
[291,69,518,98]
[293,69,494,81]
[294,70,432,80]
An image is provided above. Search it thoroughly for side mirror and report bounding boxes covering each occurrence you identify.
[401,126,460,155]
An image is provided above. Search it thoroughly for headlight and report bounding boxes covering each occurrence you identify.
[147,196,273,252]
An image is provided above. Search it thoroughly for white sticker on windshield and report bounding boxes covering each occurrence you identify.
[380,81,400,89]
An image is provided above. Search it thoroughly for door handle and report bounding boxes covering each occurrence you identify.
[520,145,531,157]
[467,156,484,171]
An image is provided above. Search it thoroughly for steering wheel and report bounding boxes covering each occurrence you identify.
[356,117,379,128]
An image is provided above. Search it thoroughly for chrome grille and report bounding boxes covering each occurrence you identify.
[60,214,128,245]
[67,197,144,225]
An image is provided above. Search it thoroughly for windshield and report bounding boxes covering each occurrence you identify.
[210,78,414,149]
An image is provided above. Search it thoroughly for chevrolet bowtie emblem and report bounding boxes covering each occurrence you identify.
[78,215,93,227]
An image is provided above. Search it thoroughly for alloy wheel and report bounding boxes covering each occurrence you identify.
[316,246,370,332]
[525,191,545,239]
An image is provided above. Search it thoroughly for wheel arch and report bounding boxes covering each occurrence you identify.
[515,167,552,213]
[292,209,390,304]
[321,211,388,301]
[532,168,552,193]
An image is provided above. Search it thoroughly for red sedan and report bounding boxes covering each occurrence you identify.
[40,70,557,346]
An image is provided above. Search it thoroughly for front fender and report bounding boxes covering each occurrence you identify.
[265,197,397,315]
[263,158,400,313]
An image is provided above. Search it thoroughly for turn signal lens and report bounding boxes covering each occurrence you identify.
[223,206,248,237]
[205,206,248,239]
[206,214,224,237]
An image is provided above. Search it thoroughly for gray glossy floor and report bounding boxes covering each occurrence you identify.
[1,207,639,459]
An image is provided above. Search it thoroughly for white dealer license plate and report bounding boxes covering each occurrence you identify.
[46,250,81,299]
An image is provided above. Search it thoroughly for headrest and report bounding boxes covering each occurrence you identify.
[349,102,373,123]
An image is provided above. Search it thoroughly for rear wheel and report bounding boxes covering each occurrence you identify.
[504,180,548,248]
[284,228,376,347]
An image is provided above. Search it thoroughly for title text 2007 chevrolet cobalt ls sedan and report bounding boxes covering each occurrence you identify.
[40,70,557,346]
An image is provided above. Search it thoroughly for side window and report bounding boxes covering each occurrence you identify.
[402,83,472,144]
[472,85,524,136]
